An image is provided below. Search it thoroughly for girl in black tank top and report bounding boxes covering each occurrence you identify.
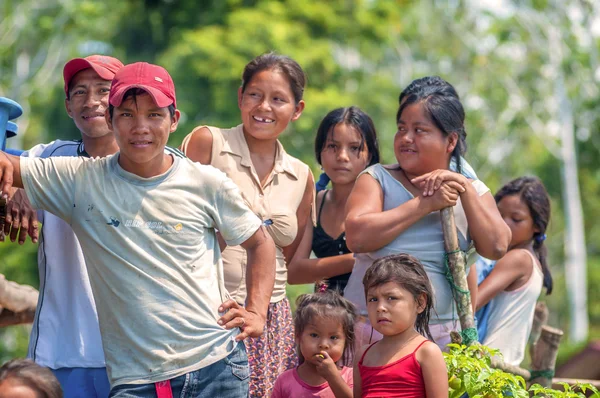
[287,107,380,294]
[312,190,352,292]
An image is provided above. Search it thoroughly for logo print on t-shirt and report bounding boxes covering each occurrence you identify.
[107,217,121,227]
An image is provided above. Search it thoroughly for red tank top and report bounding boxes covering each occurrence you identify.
[358,339,428,397]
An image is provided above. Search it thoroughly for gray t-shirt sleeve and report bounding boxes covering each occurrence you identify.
[213,176,262,247]
[20,156,82,224]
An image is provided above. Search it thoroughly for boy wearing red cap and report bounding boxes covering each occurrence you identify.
[0,62,275,397]
[2,55,124,398]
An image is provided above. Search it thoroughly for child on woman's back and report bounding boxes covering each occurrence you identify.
[355,254,448,398]
[272,291,357,398]
[476,176,552,365]
[288,106,380,294]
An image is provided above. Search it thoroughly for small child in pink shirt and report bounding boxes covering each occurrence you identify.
[271,291,357,398]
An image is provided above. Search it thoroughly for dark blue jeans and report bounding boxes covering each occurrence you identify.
[109,342,249,398]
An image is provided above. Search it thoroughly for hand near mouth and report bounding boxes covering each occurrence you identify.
[313,351,339,381]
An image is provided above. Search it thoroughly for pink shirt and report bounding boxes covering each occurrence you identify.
[271,367,354,398]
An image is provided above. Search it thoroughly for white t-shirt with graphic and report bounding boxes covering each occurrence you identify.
[21,153,261,387]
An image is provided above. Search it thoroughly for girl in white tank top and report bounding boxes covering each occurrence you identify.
[476,176,553,366]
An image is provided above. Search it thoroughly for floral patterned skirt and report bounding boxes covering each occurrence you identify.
[245,298,297,398]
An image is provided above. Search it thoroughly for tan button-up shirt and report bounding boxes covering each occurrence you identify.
[182,124,314,303]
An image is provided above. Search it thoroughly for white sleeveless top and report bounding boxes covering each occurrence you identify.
[483,250,544,366]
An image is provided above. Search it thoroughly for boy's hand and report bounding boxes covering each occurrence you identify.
[2,188,39,244]
[218,299,266,341]
[0,151,15,199]
[313,351,339,381]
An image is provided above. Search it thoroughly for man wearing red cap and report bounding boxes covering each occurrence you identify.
[0,62,276,397]
[3,55,124,397]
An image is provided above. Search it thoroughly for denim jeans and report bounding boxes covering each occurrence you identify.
[109,342,249,398]
[53,367,110,398]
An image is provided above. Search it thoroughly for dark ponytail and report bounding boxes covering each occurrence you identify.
[495,176,553,294]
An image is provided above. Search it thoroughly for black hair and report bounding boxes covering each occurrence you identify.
[495,176,553,294]
[241,52,306,104]
[396,77,467,174]
[314,106,380,167]
[363,253,435,341]
[108,88,176,119]
[0,358,63,398]
[294,291,358,365]
[398,76,460,104]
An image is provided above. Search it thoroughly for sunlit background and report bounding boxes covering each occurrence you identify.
[1,0,599,369]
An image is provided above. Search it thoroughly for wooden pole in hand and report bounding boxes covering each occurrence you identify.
[440,207,476,344]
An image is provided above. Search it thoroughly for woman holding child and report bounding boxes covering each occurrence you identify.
[344,77,512,349]
[181,53,314,397]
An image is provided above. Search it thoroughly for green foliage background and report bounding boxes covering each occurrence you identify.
[1,0,599,366]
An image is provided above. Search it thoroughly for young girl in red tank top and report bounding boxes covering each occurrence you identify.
[354,254,448,398]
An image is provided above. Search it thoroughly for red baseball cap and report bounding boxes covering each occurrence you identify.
[109,62,177,108]
[63,55,124,96]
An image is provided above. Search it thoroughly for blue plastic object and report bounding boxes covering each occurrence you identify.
[5,149,24,156]
[0,97,23,151]
[6,121,18,138]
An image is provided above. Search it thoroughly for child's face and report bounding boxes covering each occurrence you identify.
[298,315,346,365]
[108,92,179,177]
[367,282,424,337]
[238,69,304,142]
[65,68,113,140]
[497,194,538,250]
[320,123,371,186]
[0,379,39,398]
[393,102,457,178]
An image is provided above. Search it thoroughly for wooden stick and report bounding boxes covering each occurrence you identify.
[490,357,531,379]
[440,207,476,338]
[552,378,600,389]
[529,302,549,359]
[0,307,36,327]
[530,325,564,387]
[0,274,38,313]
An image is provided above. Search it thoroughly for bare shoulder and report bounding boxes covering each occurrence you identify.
[316,189,326,209]
[353,343,370,367]
[415,340,443,363]
[495,248,533,270]
[181,126,213,164]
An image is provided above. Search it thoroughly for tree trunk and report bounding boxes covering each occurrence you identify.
[548,24,589,343]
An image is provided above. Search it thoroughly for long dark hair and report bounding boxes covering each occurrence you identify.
[314,106,380,167]
[495,176,553,294]
[294,291,358,365]
[396,77,467,174]
[363,253,435,341]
